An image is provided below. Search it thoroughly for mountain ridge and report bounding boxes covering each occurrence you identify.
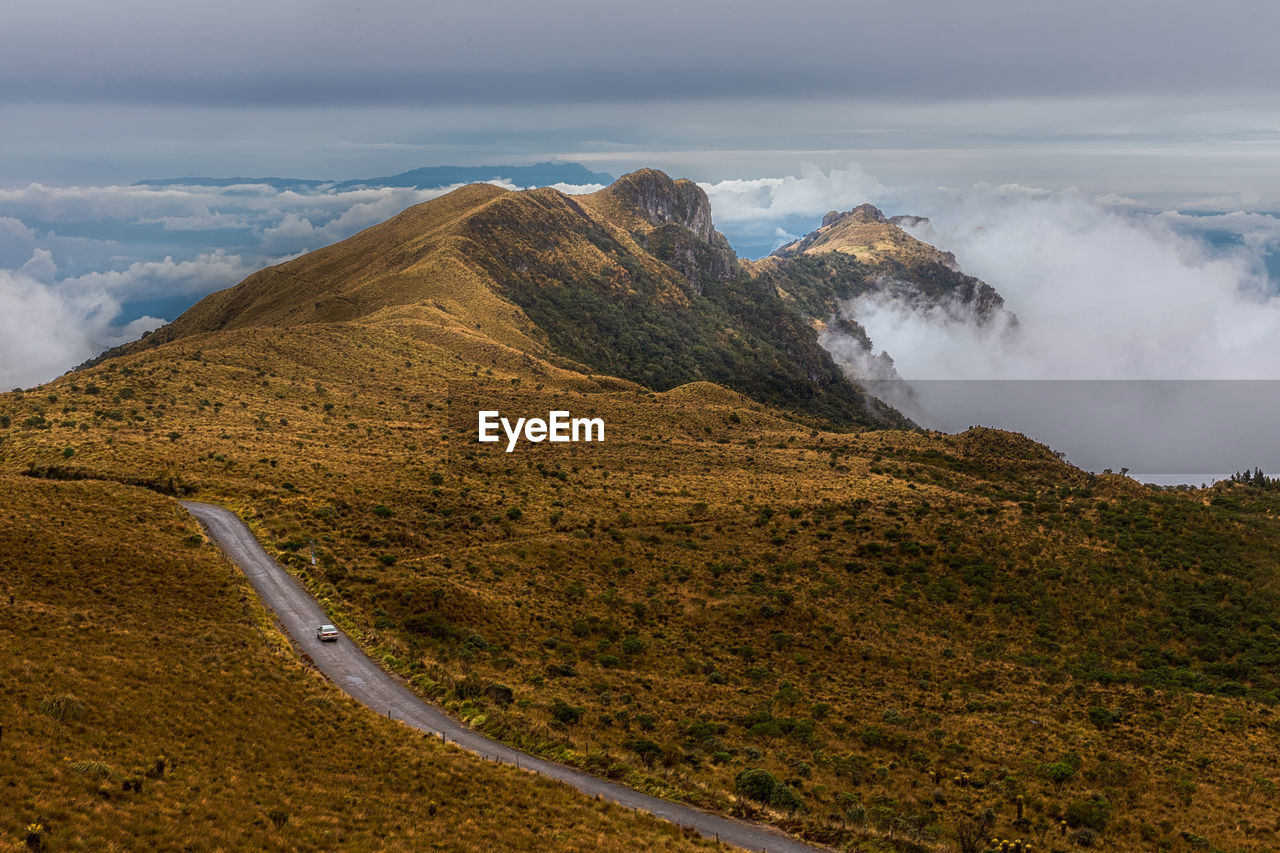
[97,170,953,427]
[88,169,1018,431]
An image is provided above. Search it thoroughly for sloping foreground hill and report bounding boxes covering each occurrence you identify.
[5,314,1280,851]
[0,474,717,852]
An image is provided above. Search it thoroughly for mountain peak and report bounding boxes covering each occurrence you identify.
[596,169,715,243]
[761,201,1011,329]
[822,203,887,228]
[780,201,944,264]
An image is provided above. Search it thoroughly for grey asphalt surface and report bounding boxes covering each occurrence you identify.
[182,500,826,853]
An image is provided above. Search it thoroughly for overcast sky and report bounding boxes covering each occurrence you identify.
[5,0,1280,193]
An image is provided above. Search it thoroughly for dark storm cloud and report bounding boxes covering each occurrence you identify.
[5,0,1280,106]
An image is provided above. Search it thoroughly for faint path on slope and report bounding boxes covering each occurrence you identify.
[181,500,825,853]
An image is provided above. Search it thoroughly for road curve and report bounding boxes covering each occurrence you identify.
[182,501,825,853]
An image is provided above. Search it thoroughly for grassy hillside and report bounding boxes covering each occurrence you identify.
[5,317,1280,852]
[0,474,718,852]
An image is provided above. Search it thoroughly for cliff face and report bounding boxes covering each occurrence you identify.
[585,168,738,293]
[600,168,716,242]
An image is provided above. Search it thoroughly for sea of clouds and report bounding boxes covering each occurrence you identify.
[700,168,1280,481]
[5,166,1280,482]
[0,180,544,388]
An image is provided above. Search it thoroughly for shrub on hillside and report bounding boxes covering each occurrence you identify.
[624,736,663,767]
[1037,752,1081,791]
[1065,792,1110,830]
[734,767,778,804]
[770,782,805,813]
[550,698,583,725]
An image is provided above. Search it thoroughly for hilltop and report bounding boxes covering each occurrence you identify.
[5,170,1280,852]
[748,203,1012,361]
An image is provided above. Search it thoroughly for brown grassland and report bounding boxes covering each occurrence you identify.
[3,319,1280,852]
[0,474,718,852]
[5,176,1280,852]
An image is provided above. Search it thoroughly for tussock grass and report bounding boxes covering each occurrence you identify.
[38,694,86,722]
[69,760,117,782]
[0,477,716,852]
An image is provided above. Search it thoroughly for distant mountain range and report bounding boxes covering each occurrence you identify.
[134,162,615,192]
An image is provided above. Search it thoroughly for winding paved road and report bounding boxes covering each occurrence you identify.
[182,501,825,853]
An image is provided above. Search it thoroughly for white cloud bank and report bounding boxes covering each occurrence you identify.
[858,186,1280,380]
[689,164,1280,382]
[0,252,164,389]
[699,163,890,224]
[694,165,1280,479]
[0,246,268,388]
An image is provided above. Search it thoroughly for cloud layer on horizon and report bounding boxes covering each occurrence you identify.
[852,187,1280,381]
[0,181,459,387]
[0,255,162,389]
[5,165,1280,397]
[794,180,1280,478]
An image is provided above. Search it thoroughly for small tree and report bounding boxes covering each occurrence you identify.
[1037,751,1081,792]
[734,768,778,804]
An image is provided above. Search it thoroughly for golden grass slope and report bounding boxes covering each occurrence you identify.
[0,474,719,852]
[5,320,1280,851]
[113,182,559,359]
[782,205,957,268]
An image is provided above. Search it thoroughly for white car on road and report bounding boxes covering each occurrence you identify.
[316,624,339,642]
